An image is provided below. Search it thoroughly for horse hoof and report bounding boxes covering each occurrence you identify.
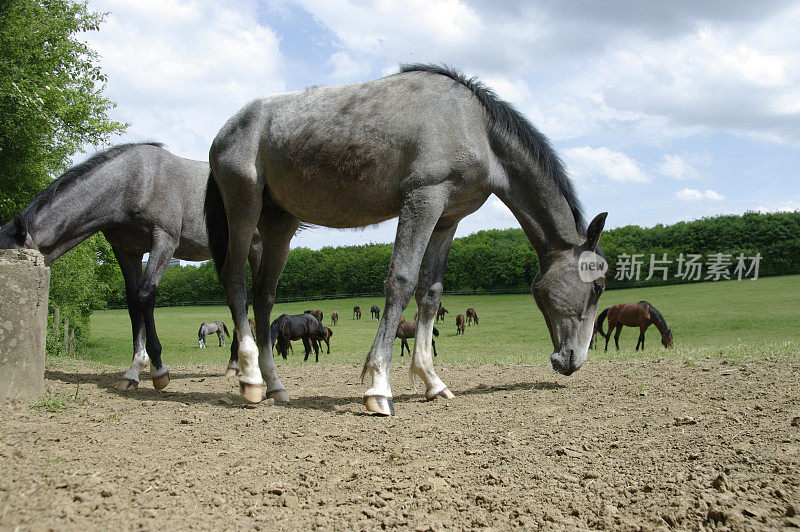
[364,395,394,416]
[266,389,290,403]
[116,379,138,391]
[426,388,455,401]
[239,382,264,403]
[224,367,238,378]
[152,371,170,390]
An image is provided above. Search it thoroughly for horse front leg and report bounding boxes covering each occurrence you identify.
[251,212,299,402]
[362,186,448,415]
[137,228,178,390]
[411,223,458,401]
[111,247,148,391]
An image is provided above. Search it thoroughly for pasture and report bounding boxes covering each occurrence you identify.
[1,276,799,530]
[85,274,800,367]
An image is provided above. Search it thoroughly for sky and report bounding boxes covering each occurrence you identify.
[84,0,800,250]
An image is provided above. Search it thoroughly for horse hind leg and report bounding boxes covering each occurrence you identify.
[410,223,458,402]
[250,210,300,402]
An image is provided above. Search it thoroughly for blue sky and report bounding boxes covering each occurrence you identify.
[85,0,800,249]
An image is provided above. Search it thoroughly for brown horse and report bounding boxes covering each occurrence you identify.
[436,305,448,323]
[312,326,334,355]
[455,314,466,337]
[465,308,479,326]
[305,309,323,322]
[597,301,673,351]
[353,306,361,320]
[396,320,438,357]
[248,318,257,338]
[330,311,339,326]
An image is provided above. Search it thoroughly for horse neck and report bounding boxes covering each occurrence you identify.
[648,307,669,337]
[24,169,117,264]
[491,139,583,257]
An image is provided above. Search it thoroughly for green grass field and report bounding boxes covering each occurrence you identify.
[83,275,800,368]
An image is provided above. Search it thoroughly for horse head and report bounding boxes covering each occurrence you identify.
[661,329,674,348]
[533,212,607,376]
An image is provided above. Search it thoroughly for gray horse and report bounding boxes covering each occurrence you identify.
[205,64,607,414]
[0,143,261,390]
[198,321,230,348]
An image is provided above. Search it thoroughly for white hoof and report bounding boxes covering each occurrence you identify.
[364,395,394,416]
[152,371,170,390]
[426,388,455,401]
[240,382,264,403]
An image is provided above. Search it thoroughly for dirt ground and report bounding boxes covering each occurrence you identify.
[1,354,799,531]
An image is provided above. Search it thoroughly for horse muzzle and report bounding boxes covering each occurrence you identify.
[550,349,584,376]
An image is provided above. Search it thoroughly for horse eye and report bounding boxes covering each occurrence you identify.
[593,282,604,295]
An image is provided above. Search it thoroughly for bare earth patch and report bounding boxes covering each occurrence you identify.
[1,356,799,530]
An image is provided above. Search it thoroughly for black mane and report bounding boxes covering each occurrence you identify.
[399,63,586,235]
[25,142,164,215]
[642,301,669,333]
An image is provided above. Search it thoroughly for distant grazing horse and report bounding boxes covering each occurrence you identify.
[205,64,608,414]
[305,309,323,322]
[436,305,448,323]
[331,311,339,325]
[353,306,362,320]
[0,142,262,392]
[312,326,334,355]
[248,318,257,337]
[596,301,673,351]
[198,321,230,348]
[465,308,479,326]
[370,305,380,321]
[396,320,439,357]
[455,314,466,337]
[272,313,326,362]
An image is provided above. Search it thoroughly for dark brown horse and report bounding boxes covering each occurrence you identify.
[465,308,479,326]
[312,326,334,355]
[597,301,673,351]
[330,311,339,326]
[436,305,448,323]
[353,306,361,320]
[396,320,439,357]
[305,309,323,322]
[455,314,465,337]
[370,305,380,321]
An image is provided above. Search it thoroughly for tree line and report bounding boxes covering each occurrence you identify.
[95,210,800,308]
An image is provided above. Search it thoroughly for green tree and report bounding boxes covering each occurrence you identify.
[0,0,126,222]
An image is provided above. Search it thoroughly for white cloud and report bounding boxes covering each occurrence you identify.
[675,188,725,202]
[657,153,706,180]
[86,0,286,159]
[564,147,651,185]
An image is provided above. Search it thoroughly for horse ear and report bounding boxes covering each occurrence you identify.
[13,212,28,246]
[584,212,607,251]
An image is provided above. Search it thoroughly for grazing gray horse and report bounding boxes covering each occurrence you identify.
[198,321,230,348]
[0,143,262,391]
[205,64,608,414]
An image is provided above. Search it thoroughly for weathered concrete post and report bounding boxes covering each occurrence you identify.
[0,249,50,403]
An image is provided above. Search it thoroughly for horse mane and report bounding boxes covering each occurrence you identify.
[25,142,165,216]
[398,63,586,235]
[641,301,669,333]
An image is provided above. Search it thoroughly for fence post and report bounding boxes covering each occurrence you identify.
[0,249,50,403]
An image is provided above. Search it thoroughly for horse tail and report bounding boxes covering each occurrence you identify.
[222,322,230,338]
[596,308,610,339]
[197,323,204,340]
[204,168,228,276]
